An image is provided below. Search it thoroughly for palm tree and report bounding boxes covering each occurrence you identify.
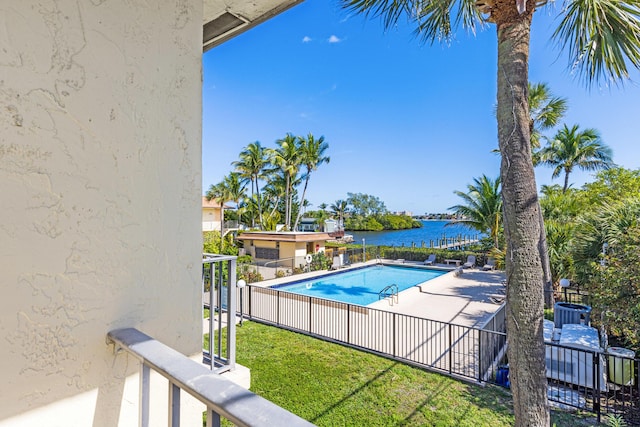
[341,0,640,423]
[538,124,614,192]
[330,199,349,230]
[269,133,301,230]
[205,182,228,250]
[206,173,246,250]
[222,172,247,221]
[528,82,568,152]
[233,141,269,228]
[262,174,287,230]
[449,176,502,248]
[293,133,330,231]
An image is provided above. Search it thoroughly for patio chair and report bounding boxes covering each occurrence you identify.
[462,255,476,269]
[423,254,436,265]
[483,258,496,271]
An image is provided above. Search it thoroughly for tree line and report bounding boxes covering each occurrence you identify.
[206,132,330,233]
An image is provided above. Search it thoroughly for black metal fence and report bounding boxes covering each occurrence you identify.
[236,284,639,423]
[238,285,508,384]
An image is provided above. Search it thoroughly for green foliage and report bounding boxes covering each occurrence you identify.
[537,124,613,192]
[585,221,640,347]
[345,215,384,231]
[310,251,331,271]
[449,175,502,248]
[376,213,422,230]
[604,414,628,427]
[203,232,238,256]
[346,192,387,216]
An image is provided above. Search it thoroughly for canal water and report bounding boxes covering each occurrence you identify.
[349,220,479,247]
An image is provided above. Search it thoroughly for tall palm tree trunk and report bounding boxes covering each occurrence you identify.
[256,180,263,229]
[284,174,291,230]
[496,16,550,426]
[250,179,256,228]
[293,177,310,231]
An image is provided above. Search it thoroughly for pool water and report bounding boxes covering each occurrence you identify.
[272,265,445,306]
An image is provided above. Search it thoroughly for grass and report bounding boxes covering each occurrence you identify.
[209,321,598,426]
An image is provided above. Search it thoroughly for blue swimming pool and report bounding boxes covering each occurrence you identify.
[272,265,446,306]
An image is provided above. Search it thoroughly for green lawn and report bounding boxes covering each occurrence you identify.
[211,321,597,426]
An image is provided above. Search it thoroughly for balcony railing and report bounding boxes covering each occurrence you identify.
[202,253,237,373]
[107,328,314,427]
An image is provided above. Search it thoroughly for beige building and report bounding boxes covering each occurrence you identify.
[1,1,304,426]
[237,231,332,267]
[202,196,225,231]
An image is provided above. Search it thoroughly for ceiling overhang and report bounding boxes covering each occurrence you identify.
[202,0,304,51]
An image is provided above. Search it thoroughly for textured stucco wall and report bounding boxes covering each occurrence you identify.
[0,0,203,425]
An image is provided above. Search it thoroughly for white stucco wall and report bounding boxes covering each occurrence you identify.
[0,1,203,425]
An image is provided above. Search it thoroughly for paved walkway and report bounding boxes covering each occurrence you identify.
[369,268,506,327]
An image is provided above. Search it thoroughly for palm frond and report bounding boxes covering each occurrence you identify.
[553,0,640,86]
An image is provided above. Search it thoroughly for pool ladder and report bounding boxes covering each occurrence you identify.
[379,284,399,305]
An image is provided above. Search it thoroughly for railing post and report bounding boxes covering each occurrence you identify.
[448,323,453,375]
[594,351,601,423]
[227,258,237,370]
[478,330,482,382]
[216,263,223,365]
[393,313,397,357]
[347,304,351,344]
[309,296,312,334]
[277,290,280,326]
[169,382,180,427]
[208,263,215,368]
[206,409,221,427]
[140,363,150,427]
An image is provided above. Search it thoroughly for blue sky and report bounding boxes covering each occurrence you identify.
[202,0,640,214]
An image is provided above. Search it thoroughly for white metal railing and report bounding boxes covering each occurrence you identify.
[202,253,238,373]
[107,328,315,427]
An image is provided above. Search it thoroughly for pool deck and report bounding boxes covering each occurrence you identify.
[254,260,506,328]
[369,266,506,328]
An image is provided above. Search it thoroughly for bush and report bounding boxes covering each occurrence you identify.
[310,252,331,271]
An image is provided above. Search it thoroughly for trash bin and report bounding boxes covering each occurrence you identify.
[496,365,510,388]
[607,347,636,386]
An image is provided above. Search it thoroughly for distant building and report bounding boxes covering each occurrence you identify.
[392,210,413,217]
[236,231,332,267]
[202,197,228,232]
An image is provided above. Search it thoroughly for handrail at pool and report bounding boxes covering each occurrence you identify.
[107,328,315,427]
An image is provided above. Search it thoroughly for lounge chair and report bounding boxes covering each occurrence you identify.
[483,258,496,270]
[462,255,476,269]
[423,254,436,265]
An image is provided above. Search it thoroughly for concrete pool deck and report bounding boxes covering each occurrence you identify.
[369,267,506,328]
[252,260,506,328]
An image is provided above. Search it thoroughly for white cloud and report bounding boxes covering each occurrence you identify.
[328,35,342,43]
[302,36,312,43]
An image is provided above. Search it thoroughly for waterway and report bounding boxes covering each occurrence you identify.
[349,220,480,247]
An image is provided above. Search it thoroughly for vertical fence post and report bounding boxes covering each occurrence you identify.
[277,290,281,326]
[448,323,453,375]
[309,297,312,334]
[347,304,351,344]
[393,313,397,357]
[168,383,180,427]
[140,363,150,427]
[478,330,483,382]
[594,351,601,423]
